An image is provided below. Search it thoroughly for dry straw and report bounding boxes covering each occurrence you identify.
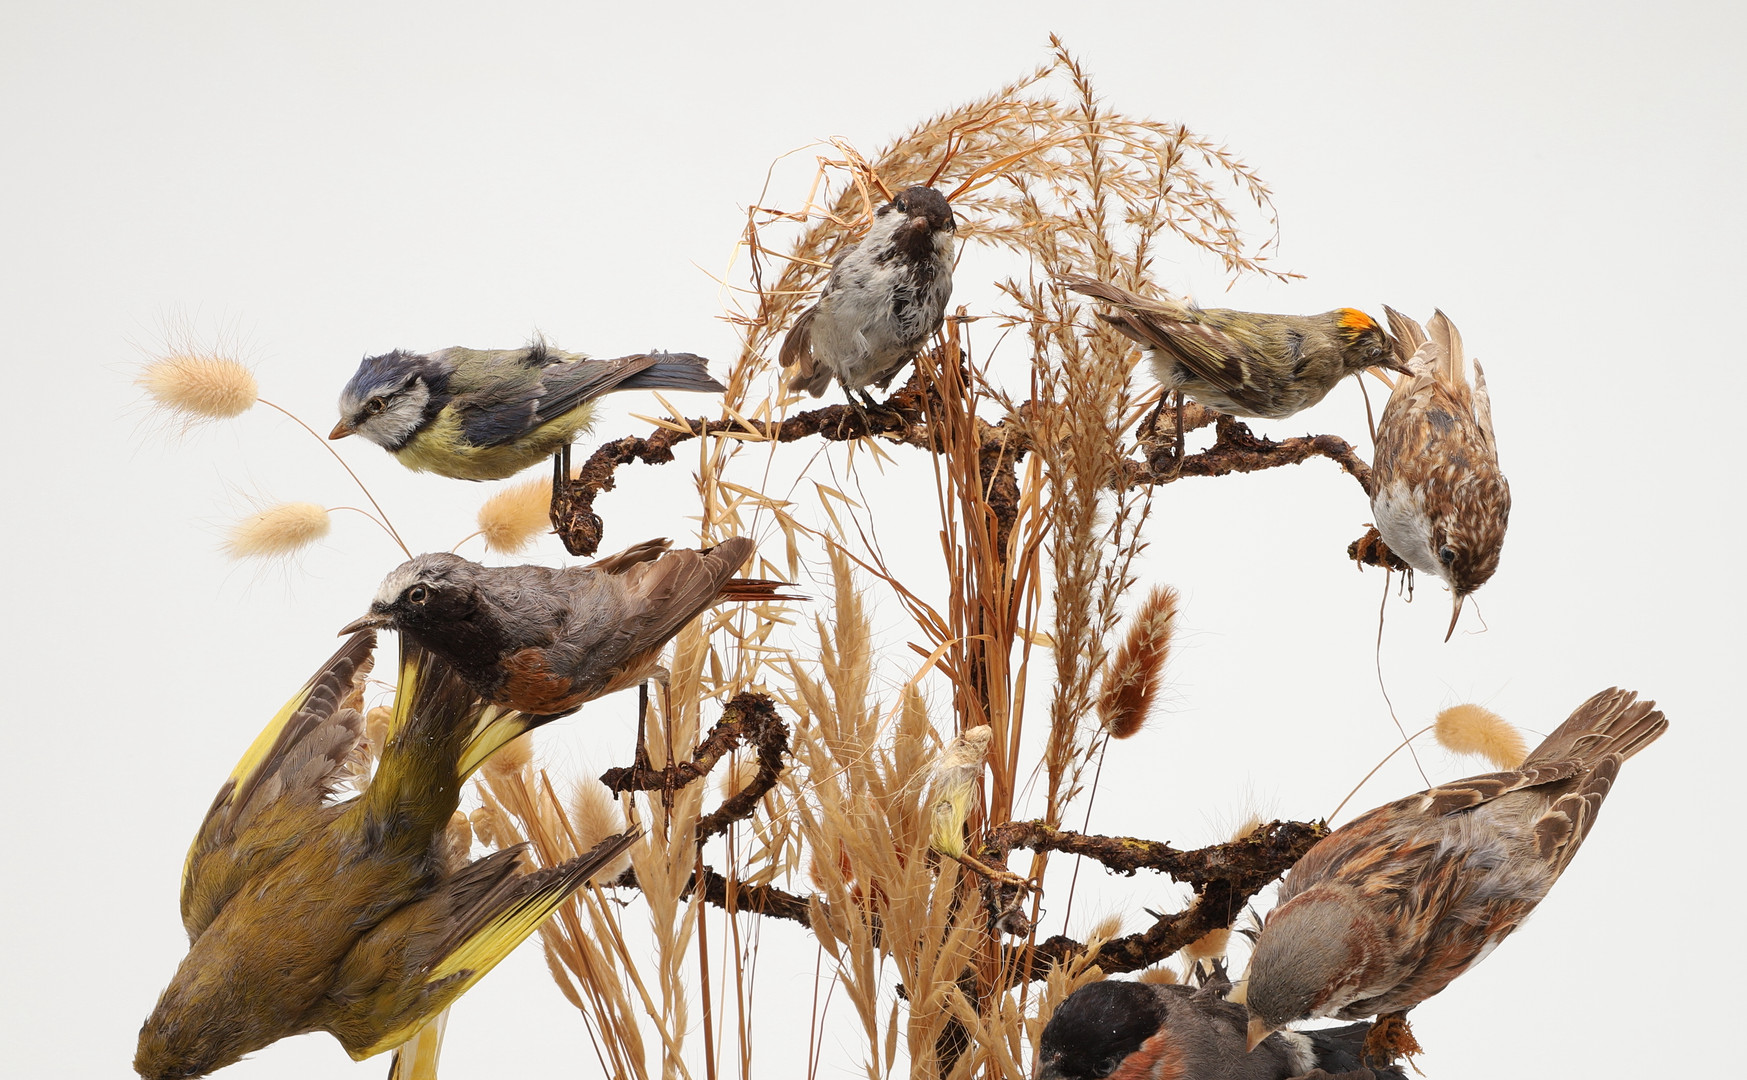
[339,38,1304,1080]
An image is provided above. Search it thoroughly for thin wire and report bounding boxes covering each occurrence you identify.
[259,398,412,557]
[1376,570,1431,785]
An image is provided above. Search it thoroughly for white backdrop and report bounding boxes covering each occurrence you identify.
[3,2,1741,1078]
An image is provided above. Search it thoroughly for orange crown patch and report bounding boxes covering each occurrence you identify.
[1337,308,1378,335]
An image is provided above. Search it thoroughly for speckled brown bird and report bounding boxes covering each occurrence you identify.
[1240,688,1666,1058]
[1036,967,1408,1080]
[1369,308,1509,640]
[340,537,783,719]
[1062,276,1401,420]
[780,185,956,408]
[136,633,638,1078]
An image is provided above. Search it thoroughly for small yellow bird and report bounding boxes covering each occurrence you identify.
[135,632,635,1079]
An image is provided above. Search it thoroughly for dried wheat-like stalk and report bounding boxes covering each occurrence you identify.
[463,39,1301,1080]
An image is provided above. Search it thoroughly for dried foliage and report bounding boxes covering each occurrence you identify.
[488,40,1357,1080]
[152,38,1412,1080]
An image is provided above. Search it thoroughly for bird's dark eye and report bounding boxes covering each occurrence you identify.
[1092,1056,1122,1078]
[1439,545,1457,565]
[407,585,429,604]
[365,397,386,414]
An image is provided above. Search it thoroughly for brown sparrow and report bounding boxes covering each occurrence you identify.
[1240,688,1666,1058]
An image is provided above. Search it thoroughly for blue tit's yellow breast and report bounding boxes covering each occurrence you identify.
[392,402,601,481]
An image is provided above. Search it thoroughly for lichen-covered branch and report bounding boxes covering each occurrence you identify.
[598,692,791,842]
[983,819,1327,978]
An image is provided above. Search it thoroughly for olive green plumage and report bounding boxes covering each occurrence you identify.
[136,632,635,1079]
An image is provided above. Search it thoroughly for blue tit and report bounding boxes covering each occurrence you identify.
[330,340,725,481]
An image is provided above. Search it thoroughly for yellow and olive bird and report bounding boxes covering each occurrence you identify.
[331,339,725,481]
[135,631,636,1079]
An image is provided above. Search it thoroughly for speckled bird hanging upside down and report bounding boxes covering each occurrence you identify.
[331,339,725,481]
[1369,307,1510,640]
[780,185,956,409]
[340,537,787,720]
[1239,688,1665,1064]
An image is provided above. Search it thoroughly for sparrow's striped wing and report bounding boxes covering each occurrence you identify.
[180,631,376,940]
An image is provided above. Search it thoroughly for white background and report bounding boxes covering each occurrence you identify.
[3,2,1741,1077]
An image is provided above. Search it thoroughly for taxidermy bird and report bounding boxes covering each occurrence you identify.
[340,536,785,721]
[1369,307,1509,640]
[332,339,724,481]
[1240,688,1665,1062]
[1063,276,1401,420]
[1038,968,1408,1080]
[135,631,636,1078]
[780,185,956,409]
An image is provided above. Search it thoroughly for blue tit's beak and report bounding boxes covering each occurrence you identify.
[329,420,355,440]
[338,610,391,636]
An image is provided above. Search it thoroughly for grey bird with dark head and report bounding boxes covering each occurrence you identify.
[331,339,725,481]
[1037,969,1408,1080]
[780,185,956,409]
[340,537,787,719]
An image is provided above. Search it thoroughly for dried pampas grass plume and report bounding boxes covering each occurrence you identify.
[137,348,259,424]
[1434,703,1528,769]
[476,475,553,555]
[224,502,330,559]
[1136,967,1179,985]
[1097,585,1179,739]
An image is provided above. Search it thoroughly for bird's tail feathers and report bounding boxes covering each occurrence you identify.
[587,537,673,574]
[1525,687,1667,769]
[423,830,641,992]
[385,1009,449,1080]
[719,578,805,603]
[612,351,726,394]
[1060,274,1193,320]
[1382,305,1428,369]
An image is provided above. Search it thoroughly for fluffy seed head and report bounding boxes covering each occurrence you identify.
[476,475,553,555]
[223,502,330,559]
[569,777,626,853]
[1098,585,1179,739]
[1434,703,1528,768]
[443,810,473,871]
[1137,966,1179,985]
[137,350,259,422]
[481,731,535,781]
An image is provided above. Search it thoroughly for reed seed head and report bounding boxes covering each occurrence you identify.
[223,502,330,559]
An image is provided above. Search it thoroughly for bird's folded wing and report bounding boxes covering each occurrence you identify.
[1063,274,1260,407]
[181,631,376,939]
[344,831,640,1059]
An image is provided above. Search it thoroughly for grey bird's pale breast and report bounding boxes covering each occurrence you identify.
[809,218,954,391]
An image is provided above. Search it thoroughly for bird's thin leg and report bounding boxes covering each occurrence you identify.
[1169,391,1186,479]
[633,681,651,773]
[840,379,874,429]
